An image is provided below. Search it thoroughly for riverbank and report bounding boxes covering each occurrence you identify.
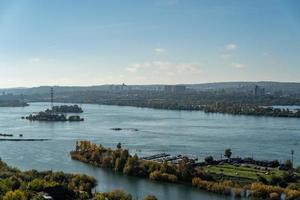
[0,138,50,141]
[0,159,157,200]
[0,159,96,199]
[70,141,300,199]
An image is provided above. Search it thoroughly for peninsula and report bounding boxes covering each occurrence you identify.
[70,141,300,200]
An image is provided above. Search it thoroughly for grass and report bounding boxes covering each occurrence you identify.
[201,164,285,182]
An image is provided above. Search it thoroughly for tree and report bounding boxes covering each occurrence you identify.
[177,157,193,181]
[285,160,293,171]
[144,195,158,200]
[95,189,132,200]
[224,149,232,159]
[114,158,122,172]
[204,156,214,164]
[3,190,26,200]
[160,161,168,173]
[117,142,122,150]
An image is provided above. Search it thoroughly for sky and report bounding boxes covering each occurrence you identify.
[0,0,299,88]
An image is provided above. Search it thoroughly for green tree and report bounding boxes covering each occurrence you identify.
[224,149,232,159]
[117,142,122,150]
[204,156,214,164]
[160,161,168,173]
[3,190,26,200]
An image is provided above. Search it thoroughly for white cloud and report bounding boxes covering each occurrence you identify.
[127,60,201,74]
[28,57,41,63]
[231,62,245,69]
[226,43,237,51]
[126,63,142,72]
[125,60,202,84]
[154,48,166,53]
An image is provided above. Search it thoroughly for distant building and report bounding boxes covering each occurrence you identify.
[164,85,186,93]
[254,85,265,96]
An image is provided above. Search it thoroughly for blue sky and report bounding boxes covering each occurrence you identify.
[0,0,299,87]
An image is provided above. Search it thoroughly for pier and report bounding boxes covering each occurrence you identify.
[141,153,198,164]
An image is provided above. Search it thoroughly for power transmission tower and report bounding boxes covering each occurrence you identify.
[50,87,54,110]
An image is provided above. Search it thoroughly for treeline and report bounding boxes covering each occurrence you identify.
[0,159,96,199]
[26,89,300,107]
[95,189,157,200]
[51,105,83,113]
[25,90,300,118]
[70,141,300,199]
[0,100,28,107]
[202,103,300,118]
[70,141,207,183]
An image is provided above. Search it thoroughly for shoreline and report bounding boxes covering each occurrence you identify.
[70,141,300,199]
[0,138,50,141]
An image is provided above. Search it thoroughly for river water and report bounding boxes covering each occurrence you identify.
[0,103,299,200]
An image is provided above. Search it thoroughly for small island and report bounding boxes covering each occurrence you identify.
[24,105,84,122]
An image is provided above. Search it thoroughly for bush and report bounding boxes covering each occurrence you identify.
[234,188,243,197]
[269,192,279,200]
[251,183,283,199]
[149,171,178,183]
[95,189,132,200]
[3,190,26,200]
[144,195,158,200]
[192,177,231,195]
[27,179,59,191]
[285,189,300,200]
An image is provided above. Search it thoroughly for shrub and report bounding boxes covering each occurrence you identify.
[251,183,283,199]
[3,190,26,200]
[95,189,132,200]
[149,171,178,183]
[192,177,231,195]
[285,189,300,200]
[269,192,279,200]
[144,195,158,200]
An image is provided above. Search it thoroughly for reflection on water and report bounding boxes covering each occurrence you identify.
[0,103,299,200]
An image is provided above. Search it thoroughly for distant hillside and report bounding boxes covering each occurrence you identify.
[186,81,300,94]
[1,81,300,95]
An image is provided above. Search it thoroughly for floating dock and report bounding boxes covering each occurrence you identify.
[141,153,198,164]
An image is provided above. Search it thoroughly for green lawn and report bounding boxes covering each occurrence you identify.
[201,164,284,182]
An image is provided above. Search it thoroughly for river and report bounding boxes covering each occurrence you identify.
[0,103,299,200]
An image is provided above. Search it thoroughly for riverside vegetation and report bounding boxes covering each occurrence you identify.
[24,105,84,122]
[0,159,157,200]
[27,89,300,118]
[0,158,96,199]
[70,141,300,200]
[51,105,83,113]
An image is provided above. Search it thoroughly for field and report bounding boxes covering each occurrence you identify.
[201,164,286,184]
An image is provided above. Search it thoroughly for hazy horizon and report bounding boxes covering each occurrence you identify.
[1,80,300,90]
[0,0,299,87]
